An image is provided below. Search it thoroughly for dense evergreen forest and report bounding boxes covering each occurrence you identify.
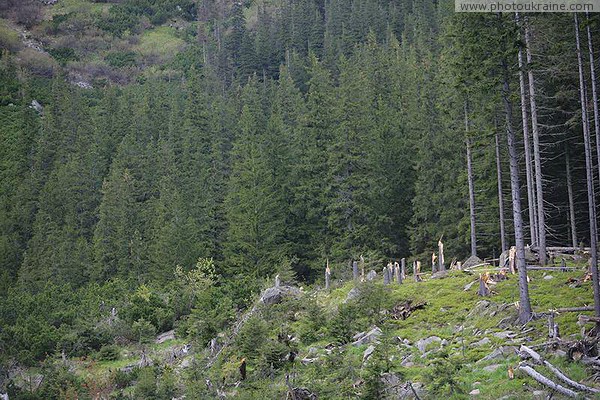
[2,0,600,398]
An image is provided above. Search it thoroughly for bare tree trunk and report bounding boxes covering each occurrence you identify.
[516,12,538,246]
[524,17,547,264]
[495,133,508,253]
[575,13,600,323]
[465,101,477,257]
[565,146,578,248]
[587,12,600,190]
[501,42,532,323]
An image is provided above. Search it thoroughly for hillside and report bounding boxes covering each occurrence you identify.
[6,261,599,399]
[3,0,600,398]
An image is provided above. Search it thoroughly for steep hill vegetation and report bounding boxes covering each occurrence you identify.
[2,0,600,398]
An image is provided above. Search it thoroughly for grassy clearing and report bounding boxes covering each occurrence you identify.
[135,26,185,58]
[44,0,109,19]
[222,265,596,398]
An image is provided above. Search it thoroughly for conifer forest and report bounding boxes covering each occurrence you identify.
[4,0,600,398]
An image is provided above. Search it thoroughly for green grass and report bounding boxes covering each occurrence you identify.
[135,27,185,58]
[0,19,22,52]
[44,0,109,19]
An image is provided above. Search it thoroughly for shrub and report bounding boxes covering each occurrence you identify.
[17,48,58,78]
[105,51,137,68]
[0,24,22,52]
[96,344,120,361]
[48,47,79,66]
[132,318,156,344]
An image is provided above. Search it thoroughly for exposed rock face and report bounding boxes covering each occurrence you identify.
[156,330,175,344]
[363,345,375,363]
[431,270,448,279]
[462,255,484,269]
[352,326,382,346]
[470,337,491,348]
[380,378,426,400]
[415,336,442,353]
[30,100,43,114]
[366,270,377,281]
[260,285,301,305]
[288,387,317,399]
[345,287,361,303]
[478,346,517,362]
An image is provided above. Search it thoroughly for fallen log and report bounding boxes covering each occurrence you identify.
[525,266,579,271]
[518,363,579,398]
[520,345,600,394]
[578,315,600,324]
[553,306,594,313]
[531,246,591,253]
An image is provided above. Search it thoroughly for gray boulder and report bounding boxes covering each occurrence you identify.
[352,326,383,346]
[415,336,442,353]
[478,346,517,362]
[260,285,301,305]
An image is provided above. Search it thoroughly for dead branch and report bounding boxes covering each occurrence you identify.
[520,345,600,394]
[518,363,580,398]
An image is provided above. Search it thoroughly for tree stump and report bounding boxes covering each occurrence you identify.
[438,238,445,272]
[352,260,359,281]
[477,273,491,296]
[414,261,422,282]
[395,261,402,284]
[401,258,406,279]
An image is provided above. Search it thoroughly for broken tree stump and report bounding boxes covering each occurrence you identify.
[383,266,390,285]
[352,259,359,281]
[477,273,491,297]
[325,262,331,290]
[394,261,402,284]
[401,258,406,280]
[414,261,422,282]
[438,238,445,272]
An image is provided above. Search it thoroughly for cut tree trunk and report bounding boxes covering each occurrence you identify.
[352,260,359,281]
[401,258,406,280]
[465,101,477,257]
[524,16,546,264]
[500,25,532,323]
[438,238,445,272]
[575,13,600,324]
[395,262,402,284]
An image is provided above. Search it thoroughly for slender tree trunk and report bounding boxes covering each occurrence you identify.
[495,133,507,253]
[465,101,477,257]
[586,13,600,196]
[501,43,532,323]
[524,17,547,264]
[565,146,578,248]
[516,13,538,246]
[575,13,600,322]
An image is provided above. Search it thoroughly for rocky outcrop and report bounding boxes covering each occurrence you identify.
[352,326,382,346]
[260,285,301,305]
